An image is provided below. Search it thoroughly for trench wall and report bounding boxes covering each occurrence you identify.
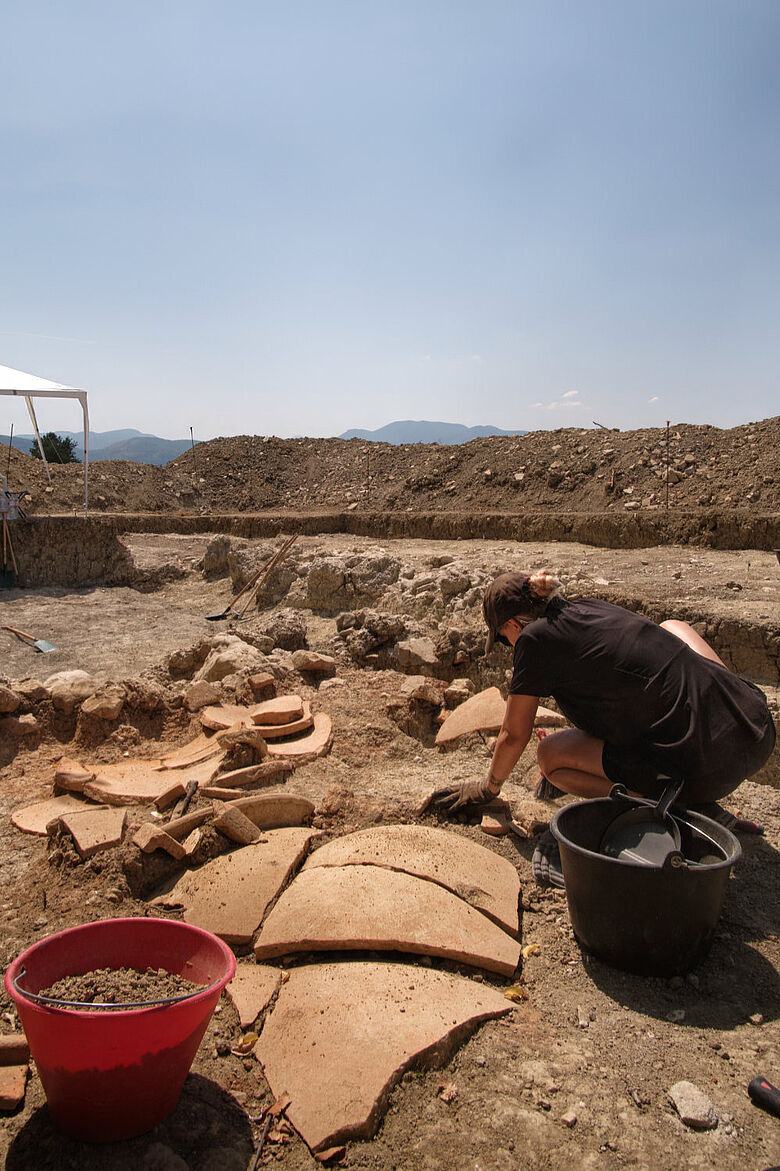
[7,507,780,591]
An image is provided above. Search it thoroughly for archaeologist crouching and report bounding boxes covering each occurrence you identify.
[424,571,775,862]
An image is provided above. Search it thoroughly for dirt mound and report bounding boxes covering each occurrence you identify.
[6,416,779,517]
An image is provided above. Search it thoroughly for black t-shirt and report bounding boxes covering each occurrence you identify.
[509,598,771,783]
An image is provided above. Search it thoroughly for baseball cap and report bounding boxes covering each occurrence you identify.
[483,572,531,654]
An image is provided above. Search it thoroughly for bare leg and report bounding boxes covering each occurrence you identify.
[660,619,727,668]
[537,729,616,799]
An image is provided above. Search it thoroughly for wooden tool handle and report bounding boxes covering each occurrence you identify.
[3,625,34,642]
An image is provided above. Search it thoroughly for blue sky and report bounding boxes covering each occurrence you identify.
[2,1,778,439]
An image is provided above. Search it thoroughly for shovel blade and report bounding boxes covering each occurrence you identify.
[33,640,57,653]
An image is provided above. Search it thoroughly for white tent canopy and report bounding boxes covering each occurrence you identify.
[0,363,90,516]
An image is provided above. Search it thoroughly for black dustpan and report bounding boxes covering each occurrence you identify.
[600,779,684,866]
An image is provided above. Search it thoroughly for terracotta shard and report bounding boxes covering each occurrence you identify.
[84,757,217,806]
[53,757,95,792]
[199,704,255,731]
[226,963,281,1028]
[303,825,520,937]
[12,794,95,836]
[209,760,293,789]
[254,961,511,1152]
[157,734,225,770]
[158,827,320,945]
[212,805,264,844]
[252,702,313,739]
[250,695,305,725]
[59,807,127,858]
[254,865,520,976]
[435,687,506,745]
[0,1035,30,1066]
[266,713,332,761]
[0,1064,28,1111]
[227,793,315,829]
[133,823,187,859]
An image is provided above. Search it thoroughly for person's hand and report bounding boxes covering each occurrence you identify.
[420,776,500,817]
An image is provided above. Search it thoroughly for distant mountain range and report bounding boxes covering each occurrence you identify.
[1,420,527,465]
[1,429,195,466]
[338,420,526,444]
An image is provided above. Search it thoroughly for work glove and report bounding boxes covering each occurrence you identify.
[420,777,499,818]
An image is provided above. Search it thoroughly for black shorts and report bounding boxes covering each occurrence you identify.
[602,717,776,804]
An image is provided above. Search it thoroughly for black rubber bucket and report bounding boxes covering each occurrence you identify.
[550,799,741,976]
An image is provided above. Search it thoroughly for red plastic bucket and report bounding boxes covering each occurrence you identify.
[4,917,236,1141]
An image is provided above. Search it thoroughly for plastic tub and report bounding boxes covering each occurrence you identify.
[551,800,741,976]
[5,917,236,1141]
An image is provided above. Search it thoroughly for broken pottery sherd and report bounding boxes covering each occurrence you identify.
[251,703,313,739]
[155,827,321,945]
[59,807,127,859]
[226,963,281,1028]
[265,713,333,761]
[226,793,315,829]
[254,961,511,1152]
[12,794,95,836]
[434,687,506,745]
[250,695,305,724]
[254,865,520,976]
[303,824,520,937]
[53,757,95,792]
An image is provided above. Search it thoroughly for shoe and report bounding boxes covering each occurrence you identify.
[531,829,565,888]
[685,801,764,835]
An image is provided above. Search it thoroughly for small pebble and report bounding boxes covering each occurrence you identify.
[666,1009,686,1023]
[748,1013,764,1026]
[561,1110,577,1127]
[668,1080,718,1130]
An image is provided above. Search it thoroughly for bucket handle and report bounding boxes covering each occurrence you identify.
[12,967,216,1011]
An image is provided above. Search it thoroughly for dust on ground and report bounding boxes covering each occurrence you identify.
[0,533,778,1170]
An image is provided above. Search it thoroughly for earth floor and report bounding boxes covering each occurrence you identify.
[0,534,778,1170]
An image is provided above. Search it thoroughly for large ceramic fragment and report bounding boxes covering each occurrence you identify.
[435,687,506,745]
[59,807,127,858]
[12,794,96,836]
[226,793,315,829]
[303,825,519,936]
[155,828,320,945]
[157,734,225,770]
[252,703,313,739]
[254,865,520,976]
[251,695,305,724]
[254,961,511,1152]
[83,757,217,805]
[266,713,332,761]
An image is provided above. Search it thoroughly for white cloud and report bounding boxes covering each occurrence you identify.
[532,401,544,408]
[562,390,579,399]
[470,354,483,363]
[649,395,659,402]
